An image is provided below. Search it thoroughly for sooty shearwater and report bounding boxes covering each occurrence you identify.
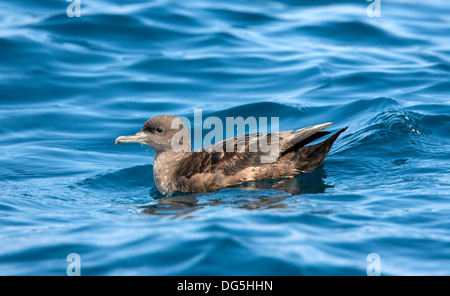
[115,115,347,195]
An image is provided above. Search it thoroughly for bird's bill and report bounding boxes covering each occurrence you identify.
[115,132,149,145]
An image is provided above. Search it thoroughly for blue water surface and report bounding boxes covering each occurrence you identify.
[0,0,449,275]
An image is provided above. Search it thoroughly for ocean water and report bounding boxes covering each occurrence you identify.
[0,0,449,276]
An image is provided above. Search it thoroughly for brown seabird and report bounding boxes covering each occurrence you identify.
[115,115,347,195]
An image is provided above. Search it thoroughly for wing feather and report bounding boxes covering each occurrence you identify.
[175,123,335,179]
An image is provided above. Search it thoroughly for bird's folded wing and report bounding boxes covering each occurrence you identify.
[175,122,334,179]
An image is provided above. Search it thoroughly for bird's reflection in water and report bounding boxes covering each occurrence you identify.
[140,167,331,217]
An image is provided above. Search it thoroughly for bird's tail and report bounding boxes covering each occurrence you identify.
[290,127,348,173]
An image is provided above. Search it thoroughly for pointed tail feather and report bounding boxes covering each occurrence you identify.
[293,127,348,173]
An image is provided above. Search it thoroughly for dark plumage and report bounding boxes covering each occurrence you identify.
[116,115,347,195]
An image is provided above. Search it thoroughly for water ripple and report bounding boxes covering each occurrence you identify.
[0,0,449,275]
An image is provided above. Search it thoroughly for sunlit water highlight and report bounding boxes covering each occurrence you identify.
[0,0,449,275]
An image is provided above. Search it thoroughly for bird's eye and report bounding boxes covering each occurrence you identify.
[156,127,164,133]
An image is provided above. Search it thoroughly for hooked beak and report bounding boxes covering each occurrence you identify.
[115,132,149,145]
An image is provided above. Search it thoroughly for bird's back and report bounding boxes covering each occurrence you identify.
[165,123,347,194]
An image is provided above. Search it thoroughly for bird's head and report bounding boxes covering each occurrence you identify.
[115,115,191,153]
